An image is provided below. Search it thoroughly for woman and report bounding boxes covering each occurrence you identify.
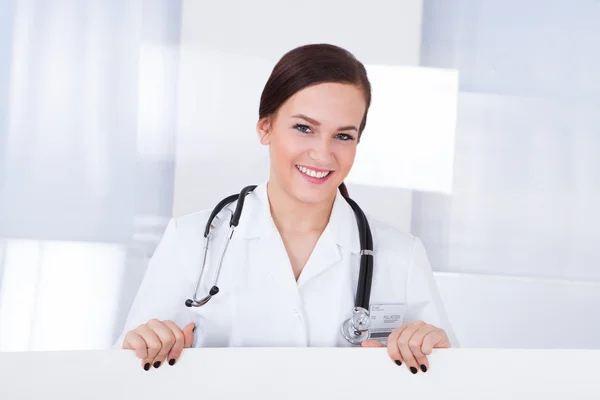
[116,43,457,374]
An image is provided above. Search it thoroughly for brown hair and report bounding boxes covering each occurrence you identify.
[258,43,372,198]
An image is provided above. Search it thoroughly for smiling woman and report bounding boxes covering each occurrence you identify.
[257,82,365,207]
[116,43,457,375]
[257,44,371,204]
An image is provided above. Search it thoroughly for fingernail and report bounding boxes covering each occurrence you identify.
[410,367,418,374]
[144,363,150,371]
[192,326,196,333]
[153,361,161,368]
[394,360,402,366]
[168,359,176,366]
[421,364,427,373]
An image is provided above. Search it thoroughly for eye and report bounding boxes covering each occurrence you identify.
[293,124,312,134]
[335,133,355,141]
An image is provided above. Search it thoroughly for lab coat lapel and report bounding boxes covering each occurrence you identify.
[235,182,300,298]
[295,223,340,287]
[296,190,360,287]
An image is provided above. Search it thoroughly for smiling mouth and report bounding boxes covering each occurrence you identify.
[296,165,332,179]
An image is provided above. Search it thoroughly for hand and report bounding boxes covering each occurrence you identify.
[122,319,195,370]
[361,320,450,374]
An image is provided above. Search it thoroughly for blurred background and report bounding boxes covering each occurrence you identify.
[0,0,599,351]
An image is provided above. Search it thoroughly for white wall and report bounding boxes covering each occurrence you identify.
[415,1,600,281]
[435,272,600,349]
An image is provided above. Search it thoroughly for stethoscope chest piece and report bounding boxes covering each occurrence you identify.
[340,307,371,345]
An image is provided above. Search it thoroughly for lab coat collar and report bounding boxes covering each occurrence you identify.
[229,180,276,241]
[232,181,361,255]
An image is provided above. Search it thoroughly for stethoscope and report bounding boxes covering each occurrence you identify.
[184,185,374,345]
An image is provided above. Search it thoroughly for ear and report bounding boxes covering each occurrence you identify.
[256,117,272,145]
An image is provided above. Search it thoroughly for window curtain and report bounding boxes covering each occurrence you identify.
[413,0,600,281]
[0,0,182,351]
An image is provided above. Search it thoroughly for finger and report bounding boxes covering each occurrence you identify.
[163,320,186,365]
[409,325,437,373]
[182,322,196,348]
[134,324,162,370]
[387,324,409,366]
[147,319,176,368]
[360,340,386,348]
[397,322,423,374]
[422,329,446,355]
[123,331,148,360]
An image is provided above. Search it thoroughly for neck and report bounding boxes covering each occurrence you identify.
[266,180,335,235]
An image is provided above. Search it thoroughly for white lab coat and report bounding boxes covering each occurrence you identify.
[115,182,458,348]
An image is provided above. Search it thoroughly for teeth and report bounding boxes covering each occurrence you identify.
[297,165,331,179]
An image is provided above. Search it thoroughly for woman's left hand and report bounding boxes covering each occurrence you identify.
[361,320,450,374]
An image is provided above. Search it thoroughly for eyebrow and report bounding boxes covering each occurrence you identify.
[291,114,358,132]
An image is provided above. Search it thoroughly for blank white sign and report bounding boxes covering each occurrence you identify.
[1,348,599,399]
[347,65,459,194]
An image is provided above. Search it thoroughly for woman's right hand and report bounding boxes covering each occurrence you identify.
[122,319,196,370]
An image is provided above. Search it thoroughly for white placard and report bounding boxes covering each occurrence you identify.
[1,348,599,399]
[347,65,459,194]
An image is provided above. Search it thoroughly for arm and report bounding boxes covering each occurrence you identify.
[113,218,195,362]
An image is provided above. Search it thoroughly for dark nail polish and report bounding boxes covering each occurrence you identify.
[144,363,150,371]
[394,360,402,366]
[169,359,176,366]
[193,326,197,333]
[421,364,427,373]
[410,367,418,374]
[153,361,161,368]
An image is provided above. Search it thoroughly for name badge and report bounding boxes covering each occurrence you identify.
[368,303,405,341]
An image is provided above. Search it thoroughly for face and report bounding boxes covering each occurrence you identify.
[257,82,366,205]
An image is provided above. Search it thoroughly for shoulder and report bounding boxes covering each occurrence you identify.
[366,214,421,259]
[168,186,262,235]
[170,209,213,231]
[163,207,232,243]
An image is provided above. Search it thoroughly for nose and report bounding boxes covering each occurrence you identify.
[308,136,334,163]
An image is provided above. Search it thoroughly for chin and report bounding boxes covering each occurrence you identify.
[289,177,339,204]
